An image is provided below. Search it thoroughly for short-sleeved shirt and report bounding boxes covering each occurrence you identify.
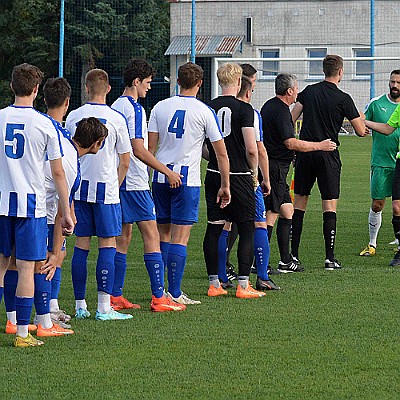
[112,96,149,191]
[148,95,222,187]
[387,103,400,159]
[260,96,295,163]
[207,95,254,173]
[0,105,63,218]
[254,109,263,142]
[45,121,80,224]
[66,103,131,204]
[297,80,360,145]
[365,94,400,168]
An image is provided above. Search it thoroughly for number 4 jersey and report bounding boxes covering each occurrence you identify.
[148,95,222,186]
[0,105,63,218]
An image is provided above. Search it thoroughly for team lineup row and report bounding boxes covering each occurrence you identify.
[1,56,400,347]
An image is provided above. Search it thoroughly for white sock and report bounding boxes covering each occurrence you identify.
[16,325,28,338]
[50,299,59,312]
[238,276,249,289]
[75,299,87,311]
[97,291,111,314]
[208,275,220,288]
[368,208,382,248]
[7,311,16,325]
[37,314,53,329]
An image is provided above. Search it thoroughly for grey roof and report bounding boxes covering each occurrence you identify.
[165,35,243,56]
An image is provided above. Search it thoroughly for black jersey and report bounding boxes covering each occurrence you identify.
[207,95,254,173]
[260,96,295,163]
[297,81,359,145]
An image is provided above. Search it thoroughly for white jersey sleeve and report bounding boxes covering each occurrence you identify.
[254,109,263,142]
[112,96,149,191]
[149,95,222,186]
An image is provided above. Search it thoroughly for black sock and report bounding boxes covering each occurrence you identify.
[277,218,292,263]
[323,211,337,261]
[267,225,274,242]
[236,221,255,276]
[226,223,238,265]
[291,209,305,258]
[203,223,224,276]
[392,215,400,242]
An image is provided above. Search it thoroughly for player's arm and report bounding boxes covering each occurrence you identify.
[148,131,159,156]
[291,102,303,123]
[350,114,368,137]
[117,152,130,187]
[50,158,74,236]
[257,141,270,196]
[210,139,230,208]
[365,120,396,136]
[202,141,210,161]
[284,137,337,152]
[132,138,182,188]
[242,126,259,184]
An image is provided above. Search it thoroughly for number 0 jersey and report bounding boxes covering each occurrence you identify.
[65,103,131,204]
[0,105,63,218]
[112,96,149,191]
[148,95,222,186]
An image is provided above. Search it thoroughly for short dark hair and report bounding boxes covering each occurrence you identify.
[73,117,108,149]
[240,63,257,78]
[178,62,203,90]
[85,69,109,97]
[123,59,156,87]
[43,77,71,109]
[390,70,400,76]
[323,55,343,78]
[238,75,252,98]
[11,63,44,97]
[275,73,297,96]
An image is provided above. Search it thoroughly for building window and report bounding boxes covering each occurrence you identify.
[354,48,371,79]
[261,49,279,79]
[307,48,327,79]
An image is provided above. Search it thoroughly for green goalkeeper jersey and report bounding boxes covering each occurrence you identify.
[365,94,400,167]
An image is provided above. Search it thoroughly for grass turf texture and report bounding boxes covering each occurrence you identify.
[0,135,399,399]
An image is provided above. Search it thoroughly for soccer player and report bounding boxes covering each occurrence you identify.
[364,102,400,266]
[261,73,337,273]
[359,70,400,257]
[112,58,185,312]
[291,55,367,270]
[0,63,74,347]
[66,68,133,321]
[204,62,265,299]
[148,62,230,304]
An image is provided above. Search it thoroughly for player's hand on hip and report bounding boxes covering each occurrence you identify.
[320,139,337,151]
[167,171,183,188]
[217,187,231,209]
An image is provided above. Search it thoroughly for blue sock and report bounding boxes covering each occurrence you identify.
[167,244,187,298]
[4,270,18,312]
[51,267,62,300]
[112,252,127,297]
[218,229,229,282]
[71,247,89,300]
[34,273,51,315]
[0,286,3,304]
[16,297,34,326]
[254,227,270,280]
[160,241,170,271]
[96,247,116,294]
[144,252,164,298]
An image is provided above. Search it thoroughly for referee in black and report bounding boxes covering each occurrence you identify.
[290,55,367,270]
[261,73,337,273]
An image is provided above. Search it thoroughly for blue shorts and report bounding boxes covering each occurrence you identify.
[120,190,156,224]
[47,224,66,252]
[152,183,200,225]
[74,201,122,238]
[0,216,47,261]
[255,186,267,223]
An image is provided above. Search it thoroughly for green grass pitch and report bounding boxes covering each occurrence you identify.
[0,135,399,399]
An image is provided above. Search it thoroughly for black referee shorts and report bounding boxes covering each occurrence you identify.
[263,159,292,214]
[204,170,255,223]
[294,150,341,200]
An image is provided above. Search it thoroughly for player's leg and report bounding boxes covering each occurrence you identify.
[389,162,400,266]
[291,194,309,261]
[225,222,238,280]
[0,216,13,308]
[360,199,384,256]
[217,221,232,286]
[94,203,132,321]
[71,200,93,318]
[322,199,340,270]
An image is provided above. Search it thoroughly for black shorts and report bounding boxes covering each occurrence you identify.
[294,150,341,200]
[392,159,400,200]
[263,159,292,214]
[205,170,255,223]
